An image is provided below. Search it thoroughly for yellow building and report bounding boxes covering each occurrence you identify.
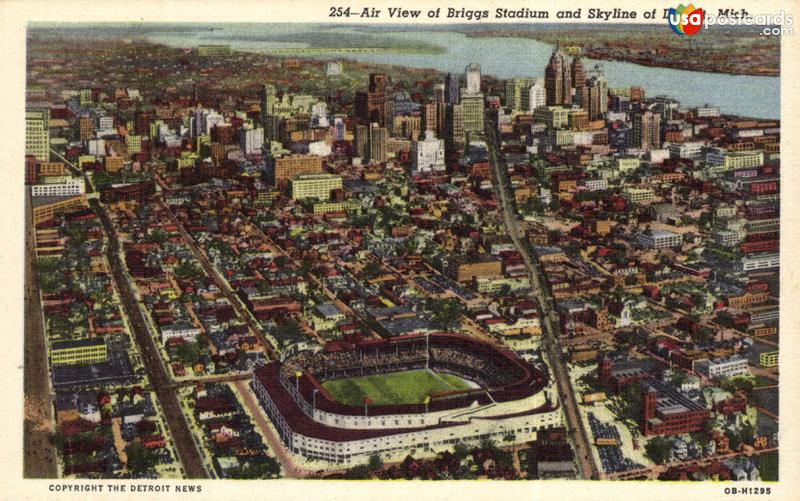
[105,156,125,173]
[460,94,484,134]
[312,200,359,214]
[759,351,778,368]
[26,108,50,161]
[51,338,108,366]
[291,174,343,201]
[448,256,503,283]
[271,154,324,187]
[126,134,143,154]
[534,105,570,129]
[31,195,87,226]
[38,162,66,177]
[622,186,656,204]
[707,150,764,170]
[568,109,589,131]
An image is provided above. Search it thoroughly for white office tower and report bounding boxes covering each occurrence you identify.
[411,130,446,173]
[528,79,546,113]
[240,127,265,155]
[465,64,481,96]
[311,102,330,128]
[191,108,223,138]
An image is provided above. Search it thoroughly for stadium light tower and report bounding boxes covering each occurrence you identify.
[313,388,320,411]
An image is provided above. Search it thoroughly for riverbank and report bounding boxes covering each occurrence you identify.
[465,30,779,77]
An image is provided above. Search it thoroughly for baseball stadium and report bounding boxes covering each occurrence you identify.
[252,332,562,465]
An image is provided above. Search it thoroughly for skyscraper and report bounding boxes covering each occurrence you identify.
[465,64,481,96]
[368,122,388,163]
[261,84,277,117]
[545,49,564,105]
[355,73,388,126]
[354,124,369,159]
[505,78,537,112]
[587,64,609,114]
[571,56,587,108]
[460,94,484,135]
[528,79,546,113]
[26,108,50,161]
[430,83,446,138]
[586,78,601,121]
[444,73,460,105]
[633,111,661,151]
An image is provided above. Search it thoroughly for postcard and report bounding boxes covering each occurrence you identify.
[3,0,798,499]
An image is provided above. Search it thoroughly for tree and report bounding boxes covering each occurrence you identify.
[274,320,305,350]
[125,442,157,473]
[618,382,644,422]
[644,437,672,465]
[669,370,689,388]
[147,230,167,245]
[174,261,202,279]
[453,442,470,460]
[343,464,372,479]
[368,453,383,471]
[362,262,383,280]
[175,340,201,365]
[424,298,464,330]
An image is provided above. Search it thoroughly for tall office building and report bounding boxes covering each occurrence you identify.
[79,115,93,141]
[262,84,277,118]
[460,94,484,135]
[571,56,587,108]
[545,50,564,105]
[586,79,601,121]
[587,65,609,114]
[505,78,537,112]
[240,127,265,155]
[444,73,460,105]
[633,111,661,151]
[433,84,446,138]
[528,80,546,113]
[446,104,466,150]
[354,124,369,159]
[26,108,50,161]
[354,73,388,126]
[264,115,283,142]
[368,123,388,163]
[465,64,481,96]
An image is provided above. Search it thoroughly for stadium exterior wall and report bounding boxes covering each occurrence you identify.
[252,366,563,465]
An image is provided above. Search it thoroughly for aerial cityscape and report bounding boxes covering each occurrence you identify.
[24,23,779,482]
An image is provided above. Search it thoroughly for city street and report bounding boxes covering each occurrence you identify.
[93,199,208,478]
[23,191,58,478]
[485,110,600,480]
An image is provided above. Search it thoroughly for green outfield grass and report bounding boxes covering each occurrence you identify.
[321,369,472,406]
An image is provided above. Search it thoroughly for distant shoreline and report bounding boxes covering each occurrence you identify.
[464,31,780,78]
